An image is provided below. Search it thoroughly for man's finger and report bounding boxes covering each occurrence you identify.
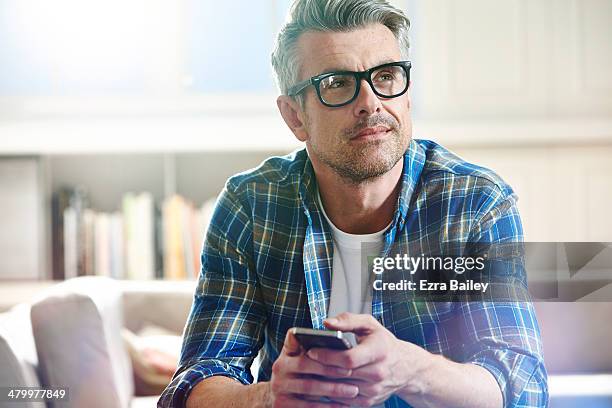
[285,355,353,378]
[323,312,379,333]
[330,361,389,382]
[307,346,380,369]
[282,328,303,356]
[281,378,359,399]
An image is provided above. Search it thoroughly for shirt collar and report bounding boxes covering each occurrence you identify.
[393,138,426,230]
[298,138,426,226]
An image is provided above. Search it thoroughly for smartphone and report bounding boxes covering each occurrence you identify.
[291,328,357,350]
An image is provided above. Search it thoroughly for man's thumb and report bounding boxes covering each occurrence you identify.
[324,312,376,333]
[323,312,352,330]
[282,328,303,356]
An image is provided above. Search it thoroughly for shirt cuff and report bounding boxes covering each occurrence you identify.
[157,359,251,408]
[469,349,543,408]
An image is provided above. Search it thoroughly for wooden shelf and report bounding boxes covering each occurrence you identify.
[0,115,301,154]
[0,117,610,154]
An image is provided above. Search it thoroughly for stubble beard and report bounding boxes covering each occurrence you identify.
[309,113,409,184]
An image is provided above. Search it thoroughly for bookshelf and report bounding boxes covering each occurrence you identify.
[2,126,611,282]
[0,148,292,282]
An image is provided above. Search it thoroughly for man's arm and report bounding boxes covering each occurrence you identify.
[186,377,271,408]
[159,182,370,408]
[158,185,266,407]
[311,313,503,408]
[186,329,357,408]
[399,352,504,408]
[460,190,548,407]
[306,189,547,408]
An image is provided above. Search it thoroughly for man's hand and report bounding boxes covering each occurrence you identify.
[268,328,360,407]
[186,315,501,408]
[305,312,432,407]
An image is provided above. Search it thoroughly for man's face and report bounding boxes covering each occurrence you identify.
[295,23,412,183]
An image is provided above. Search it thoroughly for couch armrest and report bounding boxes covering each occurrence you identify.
[0,304,43,408]
[120,280,196,336]
[30,277,134,408]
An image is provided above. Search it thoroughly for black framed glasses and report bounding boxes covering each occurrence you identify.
[287,60,411,108]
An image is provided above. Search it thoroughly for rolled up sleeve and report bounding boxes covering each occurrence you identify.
[158,184,266,407]
[157,359,251,408]
[463,301,549,408]
[462,189,548,407]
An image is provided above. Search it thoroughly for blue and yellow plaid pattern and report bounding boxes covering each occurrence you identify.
[158,139,548,408]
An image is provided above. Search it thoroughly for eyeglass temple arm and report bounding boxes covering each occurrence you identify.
[287,78,313,96]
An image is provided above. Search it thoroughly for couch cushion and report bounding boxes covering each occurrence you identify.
[30,277,133,408]
[0,303,43,408]
[122,325,181,396]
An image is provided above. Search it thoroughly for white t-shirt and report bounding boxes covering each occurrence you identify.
[317,191,388,318]
[318,192,389,408]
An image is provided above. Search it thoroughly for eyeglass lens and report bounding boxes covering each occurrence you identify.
[318,65,408,106]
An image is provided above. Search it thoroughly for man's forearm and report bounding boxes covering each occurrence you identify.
[397,345,503,408]
[186,376,272,408]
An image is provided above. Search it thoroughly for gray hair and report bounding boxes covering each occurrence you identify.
[271,0,411,103]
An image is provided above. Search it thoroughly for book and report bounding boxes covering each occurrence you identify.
[51,188,73,280]
[63,206,78,280]
[123,193,155,280]
[53,187,215,281]
[94,213,110,278]
[162,195,187,280]
[82,209,96,276]
[109,212,125,280]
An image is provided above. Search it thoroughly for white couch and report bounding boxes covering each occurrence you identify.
[1,277,612,407]
[0,277,195,408]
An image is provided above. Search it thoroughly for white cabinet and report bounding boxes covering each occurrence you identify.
[414,0,612,119]
[0,159,43,279]
[453,145,612,242]
[550,0,612,116]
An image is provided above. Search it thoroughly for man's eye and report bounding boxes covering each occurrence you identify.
[328,79,346,89]
[375,72,395,82]
[322,75,351,90]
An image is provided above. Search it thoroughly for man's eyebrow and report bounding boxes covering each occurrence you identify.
[317,58,398,75]
[372,58,397,67]
[315,65,352,75]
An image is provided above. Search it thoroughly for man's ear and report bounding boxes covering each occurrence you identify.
[277,95,309,142]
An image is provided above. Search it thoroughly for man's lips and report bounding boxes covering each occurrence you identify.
[351,126,391,140]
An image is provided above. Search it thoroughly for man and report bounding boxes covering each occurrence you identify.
[159,0,548,407]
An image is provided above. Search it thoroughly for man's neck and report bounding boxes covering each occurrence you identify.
[313,158,403,235]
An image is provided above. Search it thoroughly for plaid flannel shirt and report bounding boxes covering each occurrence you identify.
[158,139,548,408]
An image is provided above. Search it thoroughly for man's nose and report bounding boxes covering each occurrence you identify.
[352,79,382,117]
